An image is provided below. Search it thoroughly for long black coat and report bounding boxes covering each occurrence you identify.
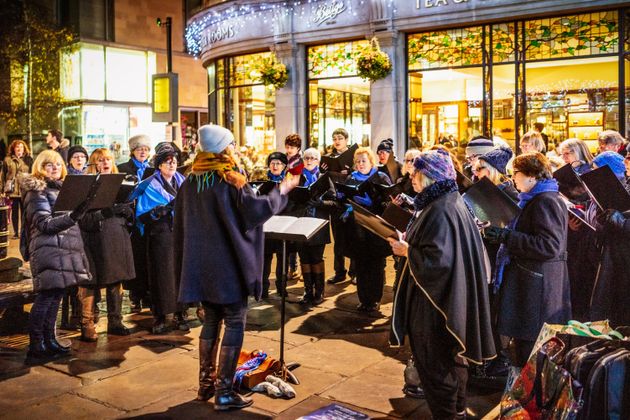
[390,191,496,364]
[21,175,91,291]
[589,211,630,327]
[174,177,287,305]
[498,191,571,342]
[79,211,135,287]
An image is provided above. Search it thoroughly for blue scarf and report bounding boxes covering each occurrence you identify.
[302,166,320,187]
[132,157,150,180]
[68,166,85,175]
[350,167,377,182]
[135,170,185,235]
[413,179,458,211]
[234,351,267,389]
[267,170,285,182]
[494,178,559,293]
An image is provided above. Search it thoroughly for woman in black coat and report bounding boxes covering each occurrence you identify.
[340,147,391,313]
[290,147,331,306]
[174,124,297,410]
[134,145,187,334]
[21,150,92,364]
[485,152,571,367]
[78,148,136,342]
[389,149,495,419]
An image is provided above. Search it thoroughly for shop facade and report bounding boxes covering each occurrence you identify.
[187,0,630,157]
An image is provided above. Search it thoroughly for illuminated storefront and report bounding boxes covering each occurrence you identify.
[187,0,630,156]
[60,42,164,162]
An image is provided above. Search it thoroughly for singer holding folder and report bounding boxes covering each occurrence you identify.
[388,149,495,419]
[174,124,297,411]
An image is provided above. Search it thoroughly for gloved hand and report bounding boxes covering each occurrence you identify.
[340,204,353,222]
[70,181,100,221]
[307,197,323,208]
[599,209,626,230]
[353,193,372,207]
[484,226,510,244]
[151,205,171,219]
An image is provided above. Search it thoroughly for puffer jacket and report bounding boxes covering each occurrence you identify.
[20,174,91,292]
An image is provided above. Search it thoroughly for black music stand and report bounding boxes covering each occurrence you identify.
[263,215,329,384]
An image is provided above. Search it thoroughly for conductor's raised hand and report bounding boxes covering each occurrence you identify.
[279,174,299,195]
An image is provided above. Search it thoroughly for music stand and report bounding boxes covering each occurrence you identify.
[263,215,329,384]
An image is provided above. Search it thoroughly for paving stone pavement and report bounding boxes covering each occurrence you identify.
[0,240,501,419]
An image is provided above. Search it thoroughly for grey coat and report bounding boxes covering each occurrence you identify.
[498,191,571,342]
[21,175,91,291]
[174,177,287,305]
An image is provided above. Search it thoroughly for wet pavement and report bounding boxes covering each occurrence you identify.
[0,239,501,419]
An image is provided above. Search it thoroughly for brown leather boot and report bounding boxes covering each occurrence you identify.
[196,338,219,401]
[312,261,326,305]
[214,346,253,410]
[78,287,98,342]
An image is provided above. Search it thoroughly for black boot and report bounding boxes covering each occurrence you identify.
[312,262,325,305]
[214,346,253,411]
[25,338,53,365]
[43,294,71,356]
[107,284,131,336]
[295,265,313,304]
[197,338,219,401]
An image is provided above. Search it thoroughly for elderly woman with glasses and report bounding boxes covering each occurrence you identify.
[519,131,546,154]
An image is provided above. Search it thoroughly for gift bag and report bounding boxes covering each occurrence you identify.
[530,320,621,360]
[501,337,583,420]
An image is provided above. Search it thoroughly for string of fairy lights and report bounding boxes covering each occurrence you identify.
[185,0,398,56]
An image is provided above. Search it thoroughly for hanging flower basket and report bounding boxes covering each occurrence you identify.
[252,55,289,89]
[356,37,392,82]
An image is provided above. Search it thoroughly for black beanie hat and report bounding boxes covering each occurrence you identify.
[267,151,288,167]
[154,144,178,167]
[377,138,394,153]
[67,145,88,164]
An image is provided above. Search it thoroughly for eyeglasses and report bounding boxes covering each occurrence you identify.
[513,170,521,175]
[269,161,285,166]
[405,159,415,163]
[303,156,318,161]
[465,154,479,161]
[44,162,62,169]
[472,166,487,173]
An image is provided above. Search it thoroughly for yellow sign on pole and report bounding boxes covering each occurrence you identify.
[153,76,170,113]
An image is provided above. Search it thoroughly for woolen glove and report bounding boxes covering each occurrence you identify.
[113,203,134,219]
[70,199,91,221]
[353,193,372,207]
[151,205,171,219]
[484,226,510,244]
[603,209,626,230]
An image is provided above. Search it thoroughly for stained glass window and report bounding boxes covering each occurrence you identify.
[226,51,272,86]
[308,40,369,79]
[525,11,618,60]
[408,27,484,70]
[492,23,516,63]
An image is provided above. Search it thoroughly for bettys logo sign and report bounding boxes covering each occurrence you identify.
[313,1,346,26]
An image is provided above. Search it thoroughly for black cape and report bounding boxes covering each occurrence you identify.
[390,191,496,364]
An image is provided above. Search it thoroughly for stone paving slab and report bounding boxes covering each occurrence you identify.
[321,371,430,418]
[6,392,125,419]
[0,365,83,411]
[76,351,198,412]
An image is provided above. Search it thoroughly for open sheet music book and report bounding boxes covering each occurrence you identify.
[263,216,329,242]
[462,177,520,228]
[350,201,400,240]
[320,143,358,173]
[579,165,630,212]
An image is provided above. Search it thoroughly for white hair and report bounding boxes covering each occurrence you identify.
[303,147,321,161]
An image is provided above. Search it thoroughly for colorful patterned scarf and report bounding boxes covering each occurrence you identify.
[189,151,246,191]
[234,351,267,389]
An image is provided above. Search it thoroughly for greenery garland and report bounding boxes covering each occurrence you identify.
[252,54,289,89]
[356,37,392,82]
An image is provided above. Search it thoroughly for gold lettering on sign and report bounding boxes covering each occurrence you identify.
[416,0,468,8]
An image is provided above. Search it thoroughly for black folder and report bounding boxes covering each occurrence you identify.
[462,177,520,228]
[372,182,406,201]
[250,181,280,196]
[289,173,331,204]
[320,143,358,173]
[54,174,125,212]
[580,165,630,212]
[116,179,137,203]
[553,164,588,201]
[350,201,398,240]
[381,202,414,233]
[263,215,329,242]
[456,170,473,194]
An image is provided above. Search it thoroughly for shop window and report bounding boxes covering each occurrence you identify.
[308,40,369,79]
[307,40,371,150]
[525,11,618,61]
[492,23,517,64]
[408,26,484,70]
[492,64,516,149]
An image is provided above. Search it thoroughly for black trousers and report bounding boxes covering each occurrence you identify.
[200,299,248,347]
[355,255,386,306]
[408,289,468,419]
[11,197,21,237]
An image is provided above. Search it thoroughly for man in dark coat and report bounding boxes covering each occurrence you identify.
[376,138,403,184]
[389,149,495,419]
[174,124,297,411]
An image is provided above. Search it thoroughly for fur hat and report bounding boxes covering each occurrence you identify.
[465,137,495,157]
[377,138,394,153]
[479,146,513,175]
[67,145,88,164]
[128,134,152,152]
[413,149,456,182]
[267,152,288,167]
[154,144,178,168]
[198,124,234,154]
[593,151,626,179]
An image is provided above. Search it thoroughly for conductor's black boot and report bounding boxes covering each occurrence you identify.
[214,346,253,411]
